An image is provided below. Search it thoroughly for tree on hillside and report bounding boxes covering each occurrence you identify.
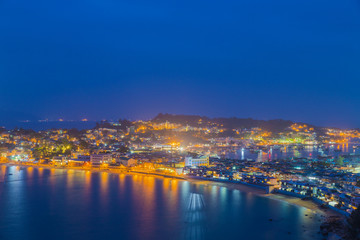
[79,140,90,150]
[335,156,344,166]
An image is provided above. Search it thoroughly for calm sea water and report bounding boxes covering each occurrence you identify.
[0,166,324,240]
[227,144,360,161]
[1,121,96,131]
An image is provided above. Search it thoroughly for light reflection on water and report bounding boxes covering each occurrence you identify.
[183,193,206,240]
[0,166,323,240]
[228,143,360,161]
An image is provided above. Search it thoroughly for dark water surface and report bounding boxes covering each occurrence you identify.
[227,144,360,161]
[1,121,97,131]
[0,166,323,240]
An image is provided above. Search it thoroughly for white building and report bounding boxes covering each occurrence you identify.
[185,156,209,167]
[90,154,112,166]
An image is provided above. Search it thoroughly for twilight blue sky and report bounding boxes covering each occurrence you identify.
[1,0,360,127]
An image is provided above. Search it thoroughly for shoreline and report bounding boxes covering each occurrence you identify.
[184,177,342,218]
[0,162,343,219]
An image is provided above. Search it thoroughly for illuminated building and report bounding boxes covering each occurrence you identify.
[52,156,67,165]
[117,157,137,167]
[185,156,209,167]
[90,154,112,166]
[68,156,90,166]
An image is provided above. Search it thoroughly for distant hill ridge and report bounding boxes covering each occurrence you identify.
[152,113,317,133]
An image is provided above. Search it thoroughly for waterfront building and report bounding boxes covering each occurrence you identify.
[52,156,67,166]
[90,154,112,166]
[68,155,90,166]
[279,180,316,197]
[234,172,278,185]
[185,156,209,167]
[78,155,91,162]
[67,155,91,166]
[117,156,137,167]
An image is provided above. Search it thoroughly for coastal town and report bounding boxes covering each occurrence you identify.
[1,114,360,219]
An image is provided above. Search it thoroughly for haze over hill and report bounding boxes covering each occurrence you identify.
[153,113,307,132]
[0,111,356,132]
